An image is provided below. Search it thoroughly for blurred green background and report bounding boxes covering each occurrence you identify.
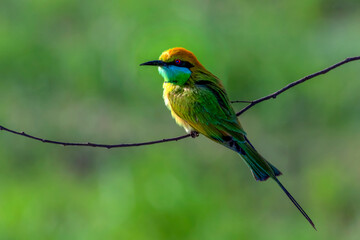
[0,0,360,239]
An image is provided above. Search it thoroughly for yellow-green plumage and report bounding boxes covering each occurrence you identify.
[141,47,315,229]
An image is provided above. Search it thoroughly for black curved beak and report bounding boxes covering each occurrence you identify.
[140,60,167,67]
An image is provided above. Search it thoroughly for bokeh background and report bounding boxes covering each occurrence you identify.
[0,0,360,239]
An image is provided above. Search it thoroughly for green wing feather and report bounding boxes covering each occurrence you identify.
[168,80,246,140]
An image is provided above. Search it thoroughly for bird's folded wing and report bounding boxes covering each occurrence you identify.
[169,81,246,140]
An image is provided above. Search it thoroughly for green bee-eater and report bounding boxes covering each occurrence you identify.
[140,47,315,229]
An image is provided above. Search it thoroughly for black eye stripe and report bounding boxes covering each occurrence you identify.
[169,60,194,68]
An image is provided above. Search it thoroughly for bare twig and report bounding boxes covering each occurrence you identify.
[1,56,359,148]
[230,100,253,103]
[235,56,360,116]
[0,125,191,149]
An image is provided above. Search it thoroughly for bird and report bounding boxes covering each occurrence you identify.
[140,47,316,229]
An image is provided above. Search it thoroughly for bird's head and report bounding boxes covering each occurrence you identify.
[140,47,205,85]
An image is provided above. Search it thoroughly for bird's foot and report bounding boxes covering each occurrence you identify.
[190,131,199,138]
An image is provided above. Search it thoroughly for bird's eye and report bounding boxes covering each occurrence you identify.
[175,59,181,65]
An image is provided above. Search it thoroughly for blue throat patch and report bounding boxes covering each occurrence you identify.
[158,65,191,85]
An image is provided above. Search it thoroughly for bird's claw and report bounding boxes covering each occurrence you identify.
[190,131,199,138]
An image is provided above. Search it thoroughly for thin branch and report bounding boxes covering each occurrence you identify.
[236,56,360,116]
[0,125,191,149]
[1,56,359,148]
[230,100,253,103]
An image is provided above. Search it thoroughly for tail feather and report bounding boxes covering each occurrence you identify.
[273,177,317,230]
[235,140,281,181]
[233,137,316,229]
[267,161,282,177]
